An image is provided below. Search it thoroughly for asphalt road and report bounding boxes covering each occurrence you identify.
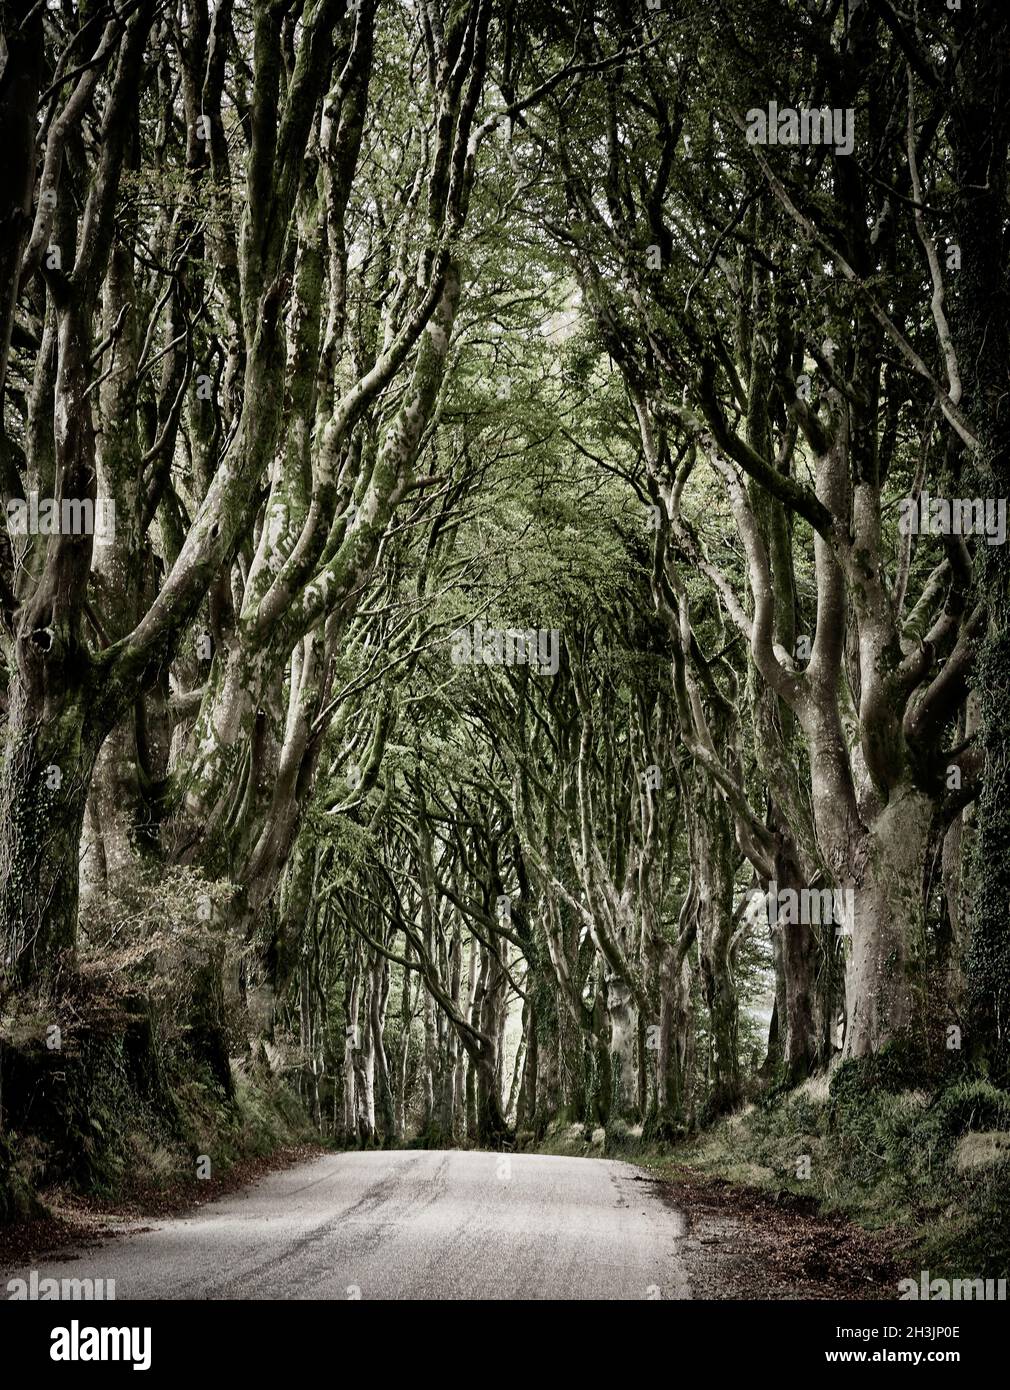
[5,1150,691,1300]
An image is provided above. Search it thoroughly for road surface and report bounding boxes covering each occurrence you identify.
[4,1150,691,1300]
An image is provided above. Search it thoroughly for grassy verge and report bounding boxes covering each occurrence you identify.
[638,1056,1010,1282]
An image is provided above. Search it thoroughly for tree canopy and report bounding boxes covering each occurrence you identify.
[1,0,1009,1160]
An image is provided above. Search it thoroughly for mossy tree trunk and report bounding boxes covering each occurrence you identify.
[0,689,100,985]
[949,0,1010,1082]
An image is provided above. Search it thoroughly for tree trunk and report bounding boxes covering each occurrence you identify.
[604,975,639,1124]
[0,689,99,985]
[844,788,934,1057]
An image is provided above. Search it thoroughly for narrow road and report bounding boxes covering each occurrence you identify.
[6,1152,691,1300]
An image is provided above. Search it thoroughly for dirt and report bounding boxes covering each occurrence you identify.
[639,1165,903,1299]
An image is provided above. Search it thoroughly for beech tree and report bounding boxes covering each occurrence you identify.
[0,0,497,984]
[523,0,991,1064]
